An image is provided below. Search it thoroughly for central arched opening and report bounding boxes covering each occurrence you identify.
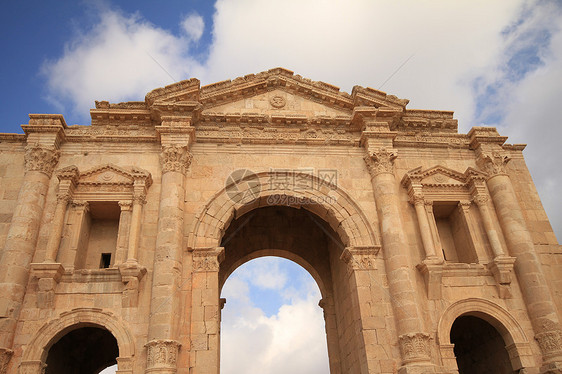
[216,204,360,373]
[45,326,119,374]
[220,257,329,373]
[450,315,514,374]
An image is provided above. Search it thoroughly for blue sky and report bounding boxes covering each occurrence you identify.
[4,1,562,372]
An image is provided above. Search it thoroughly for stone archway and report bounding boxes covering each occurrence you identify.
[20,308,135,374]
[437,298,537,372]
[187,172,381,374]
[187,171,379,250]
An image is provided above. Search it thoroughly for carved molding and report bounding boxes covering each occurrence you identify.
[145,339,181,370]
[24,145,60,176]
[398,332,432,364]
[160,145,193,174]
[536,328,562,358]
[477,150,511,177]
[192,247,225,272]
[340,246,380,271]
[364,147,397,177]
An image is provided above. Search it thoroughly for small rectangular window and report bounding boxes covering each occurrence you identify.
[100,253,111,268]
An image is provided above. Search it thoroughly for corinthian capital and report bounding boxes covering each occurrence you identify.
[476,150,511,177]
[160,145,193,174]
[24,144,60,177]
[363,147,397,177]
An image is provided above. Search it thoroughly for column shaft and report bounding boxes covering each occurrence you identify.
[364,148,432,369]
[474,196,505,258]
[44,195,69,262]
[413,199,437,258]
[0,145,59,350]
[487,173,562,363]
[126,198,143,262]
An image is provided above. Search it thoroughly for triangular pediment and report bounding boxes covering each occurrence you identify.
[203,88,352,118]
[402,165,468,187]
[79,164,135,186]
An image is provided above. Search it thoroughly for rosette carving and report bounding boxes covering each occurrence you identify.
[364,147,397,177]
[24,144,60,176]
[160,145,193,174]
[477,150,511,177]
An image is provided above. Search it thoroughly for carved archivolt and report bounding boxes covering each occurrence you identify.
[187,171,378,250]
[20,308,134,367]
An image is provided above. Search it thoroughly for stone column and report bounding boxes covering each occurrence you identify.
[0,141,60,365]
[477,148,562,371]
[364,148,433,372]
[126,191,146,264]
[146,144,192,373]
[189,248,224,374]
[412,194,438,260]
[115,201,133,265]
[472,194,506,258]
[44,166,79,263]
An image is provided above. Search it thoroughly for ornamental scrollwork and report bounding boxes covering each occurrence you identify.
[363,147,397,178]
[192,248,225,272]
[160,145,193,175]
[398,332,431,363]
[477,150,511,177]
[535,329,562,356]
[24,144,60,177]
[340,246,380,271]
[145,339,180,369]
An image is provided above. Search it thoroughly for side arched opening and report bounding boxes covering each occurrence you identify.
[19,309,134,374]
[437,299,537,372]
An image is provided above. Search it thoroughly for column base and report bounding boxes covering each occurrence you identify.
[417,258,444,300]
[487,256,516,299]
[145,339,180,374]
[30,262,65,309]
[118,261,146,308]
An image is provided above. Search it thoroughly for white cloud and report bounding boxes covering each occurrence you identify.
[40,0,562,238]
[221,260,328,374]
[41,8,203,123]
[181,13,205,42]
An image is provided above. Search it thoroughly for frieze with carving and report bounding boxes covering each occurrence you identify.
[24,144,60,176]
[340,246,380,271]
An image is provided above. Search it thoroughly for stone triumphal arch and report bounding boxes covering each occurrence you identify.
[0,68,561,373]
